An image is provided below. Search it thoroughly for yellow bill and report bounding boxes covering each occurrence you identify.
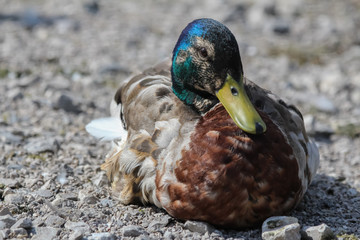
[215,74,266,134]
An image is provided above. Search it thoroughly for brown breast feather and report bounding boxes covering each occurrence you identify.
[159,104,302,228]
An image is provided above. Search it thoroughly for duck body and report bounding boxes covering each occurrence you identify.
[87,18,319,228]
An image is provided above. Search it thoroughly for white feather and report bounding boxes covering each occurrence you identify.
[86,117,127,141]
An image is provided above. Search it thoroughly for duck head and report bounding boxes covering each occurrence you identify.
[171,18,266,134]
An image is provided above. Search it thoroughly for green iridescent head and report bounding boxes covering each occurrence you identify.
[171,18,266,134]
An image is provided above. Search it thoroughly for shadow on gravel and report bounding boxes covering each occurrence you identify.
[292,174,360,235]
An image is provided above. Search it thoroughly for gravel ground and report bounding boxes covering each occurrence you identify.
[1,0,360,239]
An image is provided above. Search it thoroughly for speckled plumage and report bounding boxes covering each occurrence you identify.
[87,18,319,229]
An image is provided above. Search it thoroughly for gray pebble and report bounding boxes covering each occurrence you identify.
[58,192,78,201]
[32,217,45,228]
[123,213,131,222]
[46,76,71,91]
[163,230,176,240]
[87,232,116,240]
[83,195,99,204]
[78,190,99,204]
[121,225,147,237]
[69,230,83,240]
[184,220,215,235]
[304,115,334,137]
[99,64,130,75]
[64,221,90,234]
[0,215,16,230]
[31,227,61,240]
[0,208,11,217]
[35,189,53,198]
[148,215,171,231]
[11,217,32,229]
[24,137,59,154]
[2,188,14,198]
[311,95,337,113]
[0,178,21,188]
[91,172,109,187]
[45,215,66,228]
[10,228,28,237]
[55,93,82,113]
[100,198,114,207]
[303,223,335,240]
[7,88,24,101]
[4,193,25,205]
[0,229,10,239]
[273,19,290,34]
[0,131,23,144]
[347,188,358,197]
[16,76,41,88]
[262,216,300,240]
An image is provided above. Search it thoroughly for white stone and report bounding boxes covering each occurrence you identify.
[303,223,335,240]
[184,220,215,235]
[262,216,301,240]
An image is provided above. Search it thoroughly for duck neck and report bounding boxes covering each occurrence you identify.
[171,75,218,114]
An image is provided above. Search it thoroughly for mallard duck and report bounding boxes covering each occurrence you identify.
[86,18,319,229]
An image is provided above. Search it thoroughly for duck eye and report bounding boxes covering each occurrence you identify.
[199,47,208,58]
[231,87,238,96]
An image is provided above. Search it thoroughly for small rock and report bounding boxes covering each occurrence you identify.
[100,198,113,207]
[262,216,301,240]
[4,193,25,205]
[304,115,334,137]
[0,178,21,188]
[35,189,53,198]
[184,220,215,235]
[84,1,100,15]
[91,172,108,187]
[55,93,82,113]
[64,221,90,234]
[0,215,16,230]
[11,218,32,229]
[24,137,59,154]
[32,217,45,228]
[163,230,176,240]
[31,227,60,240]
[7,88,24,101]
[347,188,358,197]
[0,229,10,239]
[69,230,83,240]
[87,232,116,240]
[121,225,147,237]
[303,223,335,240]
[46,76,71,91]
[0,209,11,217]
[99,64,130,75]
[123,213,131,222]
[0,131,22,144]
[273,19,290,34]
[83,195,99,204]
[2,188,14,198]
[311,95,337,113]
[210,230,223,238]
[10,228,28,237]
[58,193,78,201]
[78,190,99,204]
[45,215,66,228]
[148,216,171,231]
[16,76,41,88]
